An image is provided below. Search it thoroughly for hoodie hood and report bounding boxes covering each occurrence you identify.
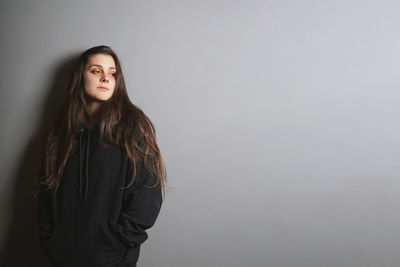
[77,120,99,201]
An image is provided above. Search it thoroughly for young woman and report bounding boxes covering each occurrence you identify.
[32,45,166,267]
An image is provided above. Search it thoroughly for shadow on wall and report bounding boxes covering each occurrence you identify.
[0,53,79,267]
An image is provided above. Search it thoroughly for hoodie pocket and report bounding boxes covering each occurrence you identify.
[107,220,128,251]
[80,220,127,266]
[81,220,126,252]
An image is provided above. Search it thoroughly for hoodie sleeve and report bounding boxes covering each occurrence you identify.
[36,164,54,255]
[114,158,163,248]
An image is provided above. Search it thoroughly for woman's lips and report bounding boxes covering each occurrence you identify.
[97,86,109,91]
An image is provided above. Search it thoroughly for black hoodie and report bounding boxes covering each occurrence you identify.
[37,120,163,267]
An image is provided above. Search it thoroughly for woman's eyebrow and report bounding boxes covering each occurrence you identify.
[88,64,116,70]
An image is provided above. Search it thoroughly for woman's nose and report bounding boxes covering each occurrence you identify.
[101,75,108,82]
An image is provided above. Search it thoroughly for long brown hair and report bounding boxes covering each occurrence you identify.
[31,45,166,199]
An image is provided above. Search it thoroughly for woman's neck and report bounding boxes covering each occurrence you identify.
[85,102,100,129]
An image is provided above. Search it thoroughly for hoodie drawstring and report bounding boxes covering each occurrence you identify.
[84,131,91,200]
[78,127,91,201]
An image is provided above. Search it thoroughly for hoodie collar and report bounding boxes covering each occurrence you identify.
[79,120,99,133]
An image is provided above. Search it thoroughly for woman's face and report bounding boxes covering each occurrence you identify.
[83,54,117,102]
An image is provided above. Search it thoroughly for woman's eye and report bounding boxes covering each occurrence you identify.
[90,70,116,77]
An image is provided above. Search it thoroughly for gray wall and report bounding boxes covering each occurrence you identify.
[1,0,399,266]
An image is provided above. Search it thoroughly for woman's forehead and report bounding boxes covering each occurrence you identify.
[87,54,116,69]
